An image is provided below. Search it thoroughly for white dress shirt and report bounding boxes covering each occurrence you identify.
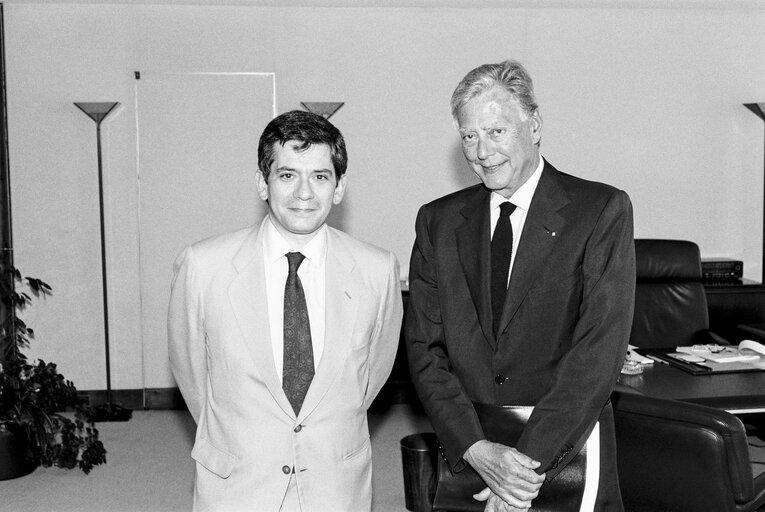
[262,216,327,382]
[489,155,600,511]
[489,153,545,285]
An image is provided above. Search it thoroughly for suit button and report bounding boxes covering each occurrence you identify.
[294,425,302,433]
[494,374,506,384]
[282,465,291,474]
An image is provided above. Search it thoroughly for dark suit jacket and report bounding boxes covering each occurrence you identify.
[405,160,635,510]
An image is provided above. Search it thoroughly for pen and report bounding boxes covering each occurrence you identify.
[646,355,668,365]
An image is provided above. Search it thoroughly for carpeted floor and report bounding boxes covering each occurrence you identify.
[0,403,433,512]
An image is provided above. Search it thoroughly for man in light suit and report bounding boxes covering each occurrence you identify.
[168,110,402,512]
[406,60,635,511]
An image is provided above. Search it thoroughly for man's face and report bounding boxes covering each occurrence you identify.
[256,141,346,245]
[457,86,542,199]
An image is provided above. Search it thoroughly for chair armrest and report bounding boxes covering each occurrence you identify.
[737,324,765,343]
[612,390,755,507]
[707,330,734,345]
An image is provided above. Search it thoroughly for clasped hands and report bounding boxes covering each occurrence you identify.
[464,440,546,512]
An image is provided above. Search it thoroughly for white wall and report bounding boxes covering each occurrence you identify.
[4,1,764,390]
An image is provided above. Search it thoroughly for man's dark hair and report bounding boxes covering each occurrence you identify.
[257,110,348,180]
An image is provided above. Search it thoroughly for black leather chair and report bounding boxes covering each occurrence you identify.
[612,389,765,511]
[630,239,725,348]
[738,324,765,344]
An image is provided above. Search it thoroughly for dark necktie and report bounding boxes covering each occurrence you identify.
[491,201,517,336]
[282,252,314,415]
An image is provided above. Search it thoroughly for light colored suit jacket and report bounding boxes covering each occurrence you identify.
[168,217,402,512]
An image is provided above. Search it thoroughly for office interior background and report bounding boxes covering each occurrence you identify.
[3,0,764,408]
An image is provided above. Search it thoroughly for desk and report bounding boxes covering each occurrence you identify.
[392,289,765,412]
[617,362,765,414]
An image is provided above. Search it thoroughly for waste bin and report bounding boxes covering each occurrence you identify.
[400,432,438,512]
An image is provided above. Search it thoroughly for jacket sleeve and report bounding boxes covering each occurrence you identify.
[516,189,635,479]
[405,205,485,471]
[167,246,208,423]
[364,251,403,409]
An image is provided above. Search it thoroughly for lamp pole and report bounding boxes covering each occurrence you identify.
[744,103,765,282]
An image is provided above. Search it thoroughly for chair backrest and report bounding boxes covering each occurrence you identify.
[612,389,757,511]
[629,239,709,348]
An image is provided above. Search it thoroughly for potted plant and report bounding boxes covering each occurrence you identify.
[0,264,106,478]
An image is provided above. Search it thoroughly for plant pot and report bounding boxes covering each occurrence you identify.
[0,423,38,480]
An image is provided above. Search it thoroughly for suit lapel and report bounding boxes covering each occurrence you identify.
[498,163,569,335]
[297,228,359,422]
[455,186,495,348]
[228,219,295,418]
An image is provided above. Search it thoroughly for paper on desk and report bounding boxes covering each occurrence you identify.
[627,344,654,364]
[676,340,765,363]
[740,339,765,356]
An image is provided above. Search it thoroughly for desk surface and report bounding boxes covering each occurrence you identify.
[617,362,765,413]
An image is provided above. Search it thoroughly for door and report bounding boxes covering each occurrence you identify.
[135,71,275,391]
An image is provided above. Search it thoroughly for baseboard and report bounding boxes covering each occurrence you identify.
[77,388,188,411]
[144,388,188,410]
[77,382,415,411]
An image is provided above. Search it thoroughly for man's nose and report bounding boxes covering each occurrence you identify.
[476,136,494,160]
[294,177,314,199]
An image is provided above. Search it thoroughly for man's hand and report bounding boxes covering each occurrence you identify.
[464,440,545,509]
[473,488,532,512]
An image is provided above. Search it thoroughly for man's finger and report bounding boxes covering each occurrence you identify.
[513,451,542,470]
[473,486,492,502]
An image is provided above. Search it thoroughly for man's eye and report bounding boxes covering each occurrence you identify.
[461,134,476,144]
[491,128,506,137]
[278,172,293,180]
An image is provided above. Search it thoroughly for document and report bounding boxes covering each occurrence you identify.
[635,341,765,375]
[676,340,765,363]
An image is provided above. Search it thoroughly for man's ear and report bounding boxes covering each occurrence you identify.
[255,171,269,201]
[333,175,347,205]
[529,110,543,145]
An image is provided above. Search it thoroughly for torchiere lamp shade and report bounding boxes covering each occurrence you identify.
[744,103,765,121]
[74,102,120,125]
[300,102,344,120]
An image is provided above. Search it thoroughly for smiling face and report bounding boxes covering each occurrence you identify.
[256,141,346,246]
[457,86,542,199]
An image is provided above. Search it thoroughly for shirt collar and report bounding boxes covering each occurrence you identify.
[490,152,545,212]
[263,216,328,265]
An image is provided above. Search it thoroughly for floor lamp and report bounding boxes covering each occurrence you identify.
[74,102,132,422]
[744,103,765,282]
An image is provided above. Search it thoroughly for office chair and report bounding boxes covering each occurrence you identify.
[612,389,765,512]
[738,323,765,344]
[630,239,725,348]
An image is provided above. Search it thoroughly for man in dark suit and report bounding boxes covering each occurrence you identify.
[405,60,635,511]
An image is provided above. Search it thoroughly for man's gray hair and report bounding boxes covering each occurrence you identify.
[450,59,539,121]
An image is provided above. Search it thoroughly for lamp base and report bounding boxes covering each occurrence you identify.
[92,403,133,422]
